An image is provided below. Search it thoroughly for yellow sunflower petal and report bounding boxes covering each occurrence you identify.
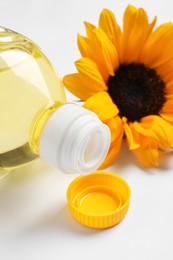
[122,118,140,150]
[160,96,173,122]
[140,23,173,65]
[133,137,159,167]
[133,115,173,148]
[161,95,173,113]
[99,130,124,169]
[120,5,156,63]
[107,116,124,143]
[83,91,119,121]
[157,56,173,84]
[77,34,108,81]
[165,81,173,95]
[79,22,119,80]
[75,57,107,93]
[84,21,96,38]
[93,28,119,76]
[140,23,173,83]
[99,8,122,53]
[63,73,97,100]
[77,34,93,57]
[160,114,173,123]
[78,22,109,81]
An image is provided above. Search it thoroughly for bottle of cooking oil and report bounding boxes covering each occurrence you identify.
[0,26,110,177]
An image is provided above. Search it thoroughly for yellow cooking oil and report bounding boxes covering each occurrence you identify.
[0,27,66,175]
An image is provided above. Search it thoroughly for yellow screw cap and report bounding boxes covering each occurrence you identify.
[67,171,131,229]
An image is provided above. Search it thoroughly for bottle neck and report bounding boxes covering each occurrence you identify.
[29,102,62,154]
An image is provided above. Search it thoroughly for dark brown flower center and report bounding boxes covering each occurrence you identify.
[107,63,166,122]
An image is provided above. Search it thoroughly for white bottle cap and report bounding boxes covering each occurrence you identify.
[39,104,110,175]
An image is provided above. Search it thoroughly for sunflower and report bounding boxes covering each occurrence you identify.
[63,5,173,168]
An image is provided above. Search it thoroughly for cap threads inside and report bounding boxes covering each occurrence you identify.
[67,171,131,229]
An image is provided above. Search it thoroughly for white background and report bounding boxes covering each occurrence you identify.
[0,0,173,259]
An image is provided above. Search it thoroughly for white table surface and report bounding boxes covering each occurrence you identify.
[0,0,173,259]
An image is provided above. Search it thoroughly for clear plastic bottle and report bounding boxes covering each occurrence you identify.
[0,26,110,177]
